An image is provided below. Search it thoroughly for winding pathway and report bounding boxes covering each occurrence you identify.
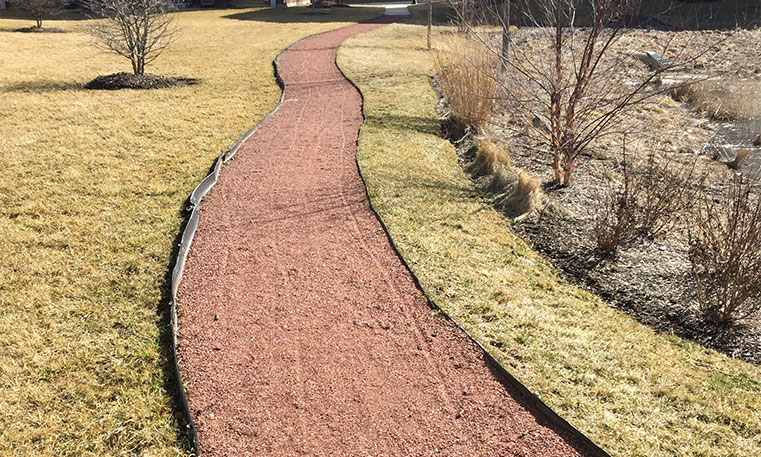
[177,17,593,457]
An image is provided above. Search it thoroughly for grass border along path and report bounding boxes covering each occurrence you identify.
[0,7,380,456]
[338,23,761,457]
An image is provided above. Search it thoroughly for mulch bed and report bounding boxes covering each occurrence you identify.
[176,18,592,457]
[84,73,198,90]
[14,26,66,33]
[442,28,761,365]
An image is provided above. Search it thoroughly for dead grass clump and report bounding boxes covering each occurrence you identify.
[467,139,510,176]
[482,166,544,218]
[689,175,761,326]
[728,148,751,170]
[495,171,544,218]
[436,37,499,131]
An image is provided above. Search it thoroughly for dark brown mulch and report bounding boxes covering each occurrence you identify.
[434,94,761,367]
[446,125,760,364]
[84,73,198,91]
[14,26,67,33]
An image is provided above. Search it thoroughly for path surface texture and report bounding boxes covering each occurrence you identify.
[177,18,592,457]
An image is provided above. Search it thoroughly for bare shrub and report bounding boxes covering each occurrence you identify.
[467,139,510,176]
[436,37,499,132]
[689,175,761,326]
[15,0,63,29]
[85,0,179,76]
[594,147,699,252]
[594,152,640,252]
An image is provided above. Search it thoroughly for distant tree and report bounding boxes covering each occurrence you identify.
[85,0,179,76]
[15,0,64,29]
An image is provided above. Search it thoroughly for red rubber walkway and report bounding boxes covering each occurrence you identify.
[177,17,592,457]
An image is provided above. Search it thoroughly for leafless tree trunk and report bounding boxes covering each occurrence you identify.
[85,0,179,76]
[427,0,433,50]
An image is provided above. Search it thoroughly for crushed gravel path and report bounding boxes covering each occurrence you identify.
[176,18,593,457]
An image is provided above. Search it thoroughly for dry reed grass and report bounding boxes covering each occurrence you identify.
[674,78,761,120]
[467,138,510,176]
[436,36,499,131]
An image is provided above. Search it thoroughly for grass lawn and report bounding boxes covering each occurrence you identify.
[338,23,761,457]
[0,6,380,456]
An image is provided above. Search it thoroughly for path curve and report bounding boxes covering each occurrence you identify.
[177,18,592,457]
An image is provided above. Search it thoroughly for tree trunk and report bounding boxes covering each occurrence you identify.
[427,0,432,50]
[562,152,575,187]
[500,1,510,72]
[131,56,139,76]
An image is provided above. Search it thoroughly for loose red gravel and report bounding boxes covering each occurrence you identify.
[177,18,593,457]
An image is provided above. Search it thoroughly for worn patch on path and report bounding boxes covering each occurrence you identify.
[177,17,592,457]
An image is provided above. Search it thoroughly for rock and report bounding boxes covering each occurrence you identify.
[728,149,751,170]
[630,50,676,71]
[518,257,535,267]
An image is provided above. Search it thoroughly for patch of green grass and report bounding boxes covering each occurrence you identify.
[0,7,380,456]
[338,23,761,457]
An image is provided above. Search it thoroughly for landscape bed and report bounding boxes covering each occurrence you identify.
[338,23,761,457]
[0,7,380,456]
[449,27,761,364]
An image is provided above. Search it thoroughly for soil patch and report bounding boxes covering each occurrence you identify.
[84,72,199,90]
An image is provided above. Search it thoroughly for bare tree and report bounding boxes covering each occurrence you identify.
[85,0,179,76]
[15,0,64,29]
[444,0,729,188]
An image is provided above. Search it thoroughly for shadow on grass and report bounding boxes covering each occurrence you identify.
[366,113,440,135]
[154,153,230,453]
[223,5,381,23]
[0,10,90,21]
[156,201,197,453]
[2,80,83,93]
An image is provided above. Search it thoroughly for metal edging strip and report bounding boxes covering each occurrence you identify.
[335,31,614,457]
[166,20,386,456]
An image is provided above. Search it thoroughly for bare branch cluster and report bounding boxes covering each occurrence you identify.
[85,0,179,75]
[689,175,761,326]
[444,0,724,188]
[15,0,64,28]
[594,143,700,252]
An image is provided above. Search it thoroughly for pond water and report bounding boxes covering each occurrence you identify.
[710,116,761,175]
